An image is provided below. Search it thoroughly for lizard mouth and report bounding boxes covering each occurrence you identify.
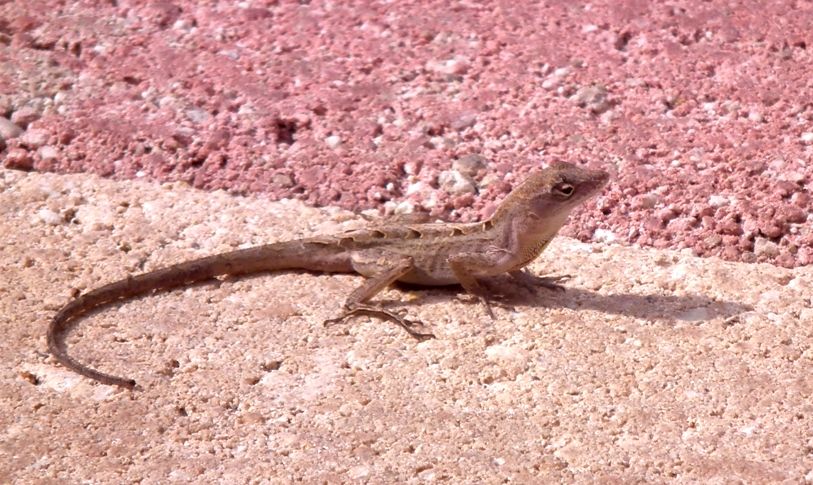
[574,167,610,201]
[587,167,610,187]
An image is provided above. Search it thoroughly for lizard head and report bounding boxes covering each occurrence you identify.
[490,161,609,224]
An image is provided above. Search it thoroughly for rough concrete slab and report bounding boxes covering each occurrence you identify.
[1,169,811,482]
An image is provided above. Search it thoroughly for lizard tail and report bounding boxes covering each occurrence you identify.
[47,239,353,389]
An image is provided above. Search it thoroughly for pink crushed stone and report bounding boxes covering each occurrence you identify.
[1,0,811,267]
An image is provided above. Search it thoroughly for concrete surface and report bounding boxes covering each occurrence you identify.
[2,168,811,483]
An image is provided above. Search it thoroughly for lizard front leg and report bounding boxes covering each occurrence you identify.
[448,256,510,319]
[324,257,434,339]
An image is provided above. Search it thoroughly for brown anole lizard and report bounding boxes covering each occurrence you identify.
[47,161,609,389]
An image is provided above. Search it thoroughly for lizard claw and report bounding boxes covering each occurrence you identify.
[459,293,515,319]
[324,304,435,340]
[510,270,571,293]
[482,297,495,319]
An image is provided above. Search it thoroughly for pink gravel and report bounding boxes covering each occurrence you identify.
[1,1,811,267]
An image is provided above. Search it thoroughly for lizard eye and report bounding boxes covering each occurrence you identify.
[553,183,575,198]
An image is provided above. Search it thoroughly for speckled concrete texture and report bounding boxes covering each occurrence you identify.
[1,1,812,267]
[2,168,811,483]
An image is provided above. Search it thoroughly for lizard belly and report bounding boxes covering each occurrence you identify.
[401,251,458,285]
[350,250,457,286]
[397,267,458,286]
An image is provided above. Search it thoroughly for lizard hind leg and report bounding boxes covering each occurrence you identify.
[323,257,435,340]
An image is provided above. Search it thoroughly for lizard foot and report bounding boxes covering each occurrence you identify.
[324,304,435,340]
[459,293,515,319]
[509,270,571,293]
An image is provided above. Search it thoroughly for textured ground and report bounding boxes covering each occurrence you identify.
[2,168,812,483]
[2,0,813,483]
[1,0,811,267]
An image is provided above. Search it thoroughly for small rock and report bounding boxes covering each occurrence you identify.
[701,101,717,114]
[703,234,722,248]
[3,148,33,170]
[480,173,501,187]
[10,106,40,128]
[451,192,475,209]
[593,228,617,243]
[631,193,658,209]
[775,252,795,268]
[740,251,757,263]
[791,192,810,208]
[541,76,562,90]
[572,84,612,114]
[701,216,715,228]
[58,127,76,144]
[774,180,798,198]
[778,205,808,224]
[451,112,477,131]
[707,194,729,207]
[426,56,469,75]
[271,173,294,188]
[428,136,447,149]
[0,94,11,115]
[667,216,695,231]
[420,191,439,209]
[53,91,70,105]
[690,204,714,218]
[759,222,784,239]
[37,208,63,226]
[779,170,806,183]
[38,145,58,161]
[552,66,570,77]
[768,158,787,171]
[754,237,780,258]
[655,207,678,223]
[393,200,416,215]
[643,216,664,231]
[185,107,210,124]
[20,128,50,148]
[405,180,431,196]
[438,170,476,195]
[403,160,422,175]
[742,217,760,235]
[748,110,764,122]
[721,100,740,115]
[0,117,22,140]
[452,154,488,176]
[800,132,813,144]
[325,135,341,148]
[348,465,370,480]
[721,245,740,260]
[717,215,742,235]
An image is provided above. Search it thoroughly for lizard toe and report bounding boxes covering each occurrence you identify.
[324,304,434,340]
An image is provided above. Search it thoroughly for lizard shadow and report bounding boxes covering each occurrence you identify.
[65,272,751,338]
[388,279,753,323]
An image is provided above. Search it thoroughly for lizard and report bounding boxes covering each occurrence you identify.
[47,161,609,389]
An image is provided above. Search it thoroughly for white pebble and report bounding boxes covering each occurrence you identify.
[37,208,62,225]
[325,135,342,148]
